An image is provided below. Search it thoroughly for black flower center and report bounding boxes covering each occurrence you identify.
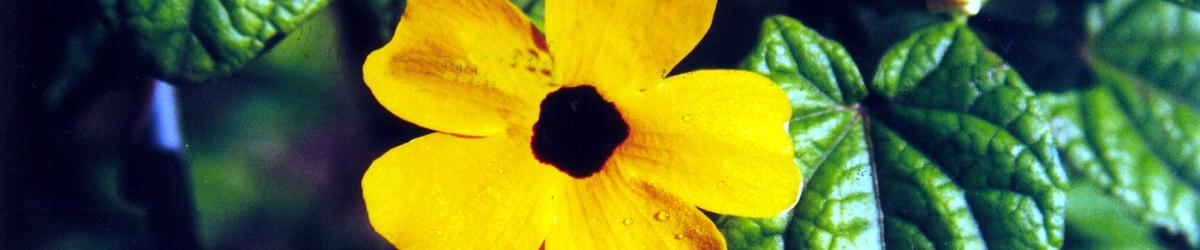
[532,86,629,178]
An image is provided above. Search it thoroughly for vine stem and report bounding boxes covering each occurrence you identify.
[123,78,200,249]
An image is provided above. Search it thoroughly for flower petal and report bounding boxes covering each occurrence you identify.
[361,132,565,248]
[363,0,557,136]
[544,171,725,250]
[545,0,716,95]
[609,70,800,217]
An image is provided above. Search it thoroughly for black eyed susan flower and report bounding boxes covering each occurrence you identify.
[361,0,801,248]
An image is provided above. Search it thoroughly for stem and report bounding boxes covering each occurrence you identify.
[123,78,199,249]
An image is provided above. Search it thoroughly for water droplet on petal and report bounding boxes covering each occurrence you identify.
[681,115,693,122]
[674,233,685,239]
[717,181,727,188]
[622,218,633,225]
[654,211,670,221]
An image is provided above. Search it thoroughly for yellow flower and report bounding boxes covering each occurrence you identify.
[360,0,801,249]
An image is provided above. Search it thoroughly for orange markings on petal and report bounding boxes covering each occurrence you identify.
[363,0,802,249]
[363,0,558,136]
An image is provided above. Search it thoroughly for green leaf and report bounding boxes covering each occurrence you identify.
[121,0,330,84]
[715,16,1068,250]
[871,21,1068,249]
[1085,0,1200,109]
[1085,0,1200,187]
[871,124,985,249]
[1038,59,1200,248]
[1029,1,1200,247]
[1041,85,1199,248]
[1041,76,1200,246]
[1063,180,1170,249]
[1167,0,1200,10]
[717,15,880,250]
[45,0,329,113]
[714,214,791,250]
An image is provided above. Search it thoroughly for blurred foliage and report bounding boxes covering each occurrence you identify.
[3,0,1199,249]
[1047,0,1200,248]
[338,0,404,46]
[123,0,330,84]
[1063,181,1169,249]
[3,2,395,248]
[179,9,392,248]
[45,0,330,110]
[1168,0,1200,10]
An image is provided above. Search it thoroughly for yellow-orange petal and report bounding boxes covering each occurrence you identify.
[608,70,800,217]
[544,170,725,250]
[361,132,566,248]
[545,0,716,96]
[363,0,557,136]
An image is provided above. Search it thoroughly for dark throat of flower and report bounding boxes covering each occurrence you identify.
[532,86,629,179]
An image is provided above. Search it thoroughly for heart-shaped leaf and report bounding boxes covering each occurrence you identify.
[871,20,1068,250]
[715,16,879,250]
[715,16,1068,250]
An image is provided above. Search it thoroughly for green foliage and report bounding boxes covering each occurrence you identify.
[1039,83,1200,247]
[1167,0,1200,10]
[714,0,1200,249]
[25,0,1200,248]
[47,0,331,108]
[1063,181,1170,249]
[717,16,880,250]
[183,10,354,247]
[122,0,330,84]
[715,214,791,250]
[1086,0,1200,110]
[716,16,1069,249]
[1038,0,1200,248]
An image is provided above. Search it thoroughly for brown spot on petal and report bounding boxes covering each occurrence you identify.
[530,23,548,51]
